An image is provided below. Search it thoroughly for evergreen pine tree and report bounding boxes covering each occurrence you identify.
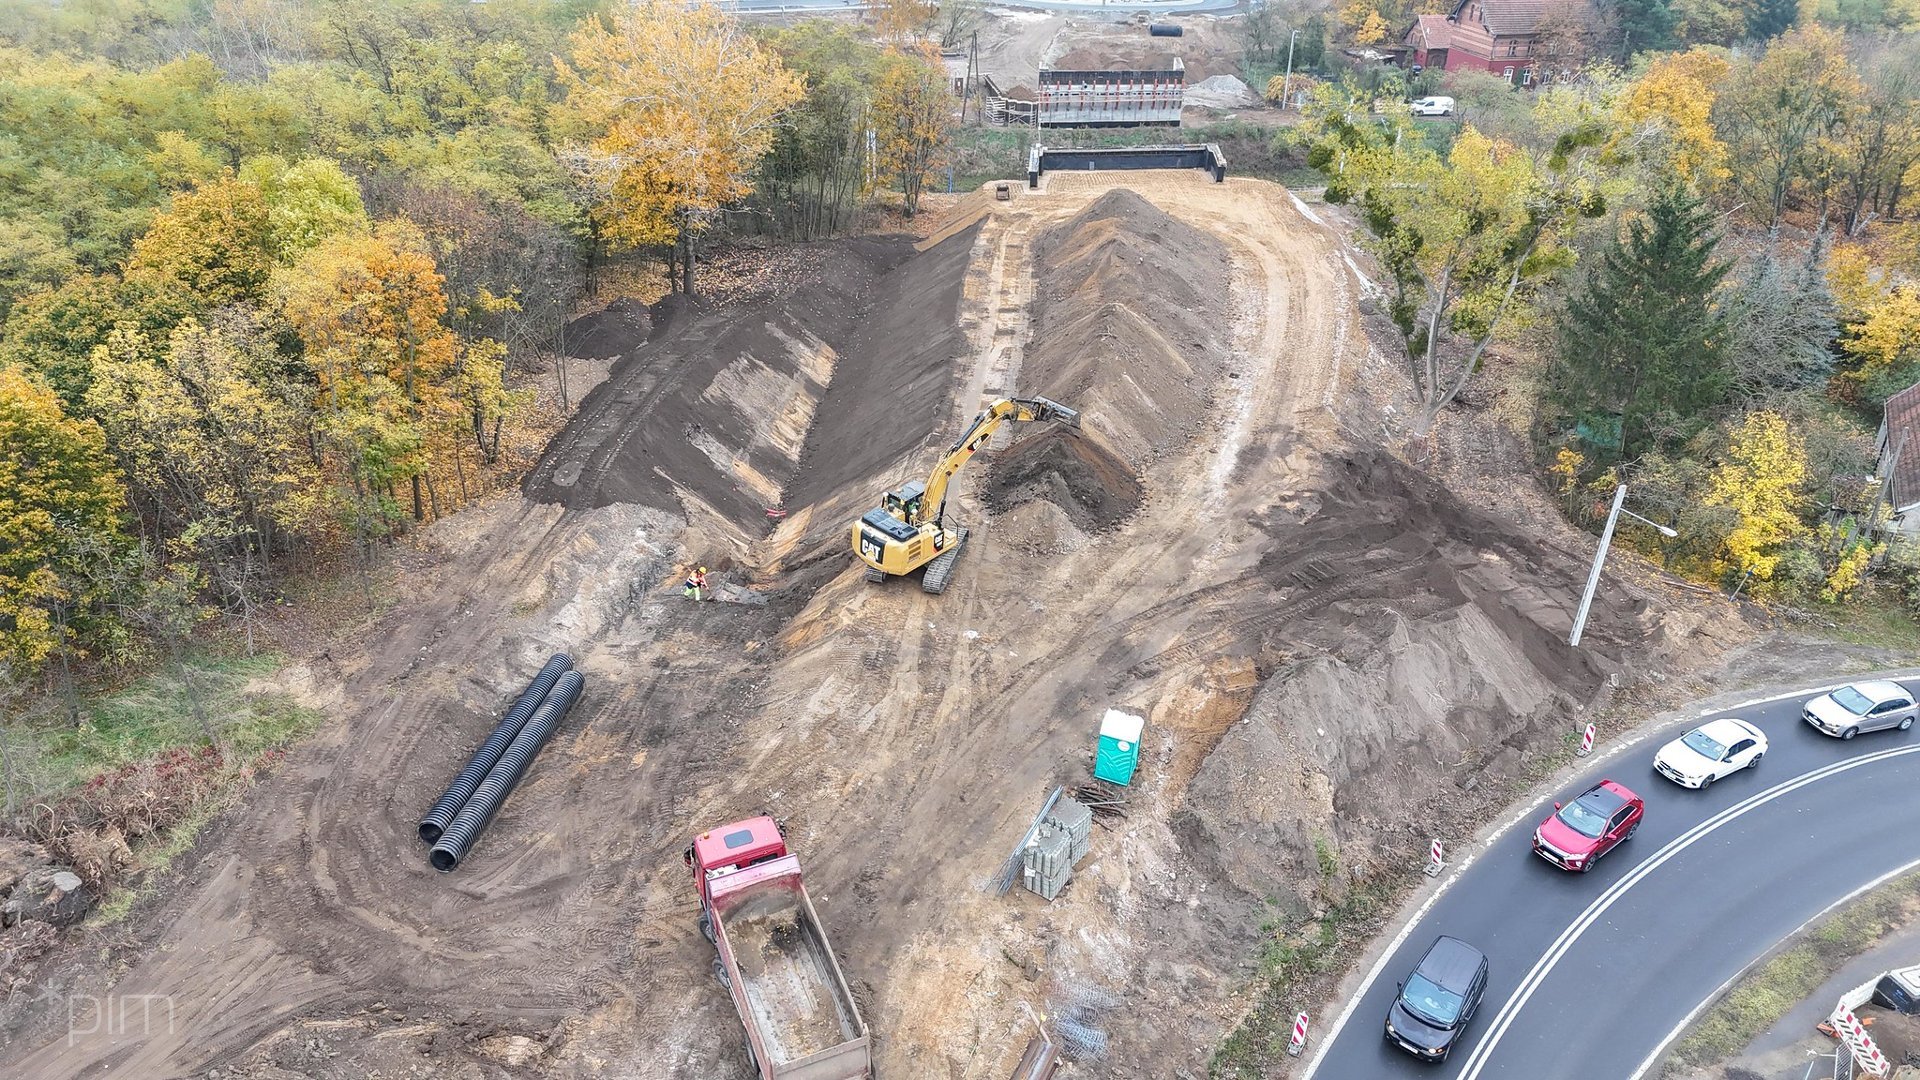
[1747,0,1798,41]
[1549,185,1732,462]
[1604,0,1675,61]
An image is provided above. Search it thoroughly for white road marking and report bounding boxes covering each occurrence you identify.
[1625,852,1920,1080]
[1299,677,1879,1079]
[1455,743,1920,1079]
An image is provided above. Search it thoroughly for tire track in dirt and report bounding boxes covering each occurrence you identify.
[5,172,1366,1080]
[710,173,1363,1078]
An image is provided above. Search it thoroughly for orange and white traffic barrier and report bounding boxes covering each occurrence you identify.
[1832,1006,1891,1077]
[1286,1012,1308,1057]
[1576,723,1596,757]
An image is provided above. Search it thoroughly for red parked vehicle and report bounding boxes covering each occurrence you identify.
[686,816,871,1080]
[1532,780,1643,873]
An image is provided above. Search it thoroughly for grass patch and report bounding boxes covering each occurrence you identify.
[1209,876,1402,1079]
[1800,585,1920,658]
[26,651,318,797]
[4,649,324,922]
[1661,868,1920,1075]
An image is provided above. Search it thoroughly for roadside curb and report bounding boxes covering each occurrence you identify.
[1300,664,1920,1077]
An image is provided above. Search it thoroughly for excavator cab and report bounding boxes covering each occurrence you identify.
[854,395,1078,595]
[882,480,928,526]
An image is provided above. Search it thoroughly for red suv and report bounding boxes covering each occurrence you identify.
[1532,779,1643,873]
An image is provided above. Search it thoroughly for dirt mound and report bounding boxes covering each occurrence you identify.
[1020,190,1232,469]
[526,225,980,533]
[559,297,650,359]
[782,223,980,518]
[984,429,1143,531]
[1173,451,1648,906]
[1185,73,1259,110]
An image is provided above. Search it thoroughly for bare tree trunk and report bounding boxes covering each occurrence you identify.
[1413,255,1528,437]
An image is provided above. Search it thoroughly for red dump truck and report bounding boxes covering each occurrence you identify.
[688,816,871,1080]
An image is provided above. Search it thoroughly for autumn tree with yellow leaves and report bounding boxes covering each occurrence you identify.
[558,0,805,295]
[1306,86,1608,436]
[0,366,131,672]
[874,0,938,44]
[83,312,321,646]
[1715,26,1864,228]
[874,44,954,218]
[126,176,276,307]
[279,224,466,536]
[1703,411,1807,584]
[1610,49,1732,190]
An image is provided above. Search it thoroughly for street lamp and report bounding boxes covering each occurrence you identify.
[1282,29,1302,111]
[1568,484,1678,647]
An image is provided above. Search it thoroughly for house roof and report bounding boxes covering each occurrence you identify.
[1406,14,1454,51]
[1883,380,1920,509]
[1475,0,1552,36]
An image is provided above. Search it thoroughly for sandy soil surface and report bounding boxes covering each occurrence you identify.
[0,170,1720,1080]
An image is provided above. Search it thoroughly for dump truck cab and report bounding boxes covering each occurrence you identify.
[687,816,871,1080]
[688,815,790,905]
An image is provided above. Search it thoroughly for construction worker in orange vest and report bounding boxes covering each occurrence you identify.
[684,566,709,602]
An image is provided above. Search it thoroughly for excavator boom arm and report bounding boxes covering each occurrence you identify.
[923,396,1078,526]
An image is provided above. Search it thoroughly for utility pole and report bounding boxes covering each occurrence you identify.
[961,30,975,125]
[1570,484,1677,647]
[1570,485,1627,648]
[1282,28,1302,110]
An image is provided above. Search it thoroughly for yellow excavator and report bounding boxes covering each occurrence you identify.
[852,396,1079,594]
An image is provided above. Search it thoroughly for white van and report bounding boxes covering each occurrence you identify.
[1410,96,1456,117]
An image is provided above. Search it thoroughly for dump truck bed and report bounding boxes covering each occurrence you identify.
[711,857,869,1079]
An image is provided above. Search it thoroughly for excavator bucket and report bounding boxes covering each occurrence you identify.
[1031,397,1080,428]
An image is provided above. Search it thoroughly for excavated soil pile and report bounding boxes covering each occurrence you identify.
[784,222,981,515]
[1017,190,1233,470]
[983,429,1144,531]
[560,297,650,359]
[527,224,980,530]
[1173,451,1649,905]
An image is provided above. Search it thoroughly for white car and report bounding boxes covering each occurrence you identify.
[1653,717,1768,788]
[1410,96,1455,117]
[1804,680,1918,739]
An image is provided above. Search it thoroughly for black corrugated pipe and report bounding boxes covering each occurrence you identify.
[429,670,583,872]
[418,653,573,844]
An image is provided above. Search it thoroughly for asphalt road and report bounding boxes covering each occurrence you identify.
[1305,678,1920,1079]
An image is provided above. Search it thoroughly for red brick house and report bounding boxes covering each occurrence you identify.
[1404,0,1570,86]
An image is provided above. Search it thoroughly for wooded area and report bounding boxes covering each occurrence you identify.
[0,0,954,697]
[1296,21,1920,608]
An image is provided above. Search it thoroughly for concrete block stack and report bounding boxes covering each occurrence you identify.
[1045,797,1093,864]
[1022,796,1094,902]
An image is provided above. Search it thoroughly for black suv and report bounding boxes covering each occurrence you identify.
[1385,935,1489,1062]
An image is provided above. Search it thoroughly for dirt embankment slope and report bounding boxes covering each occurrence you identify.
[526,227,978,546]
[0,172,1710,1080]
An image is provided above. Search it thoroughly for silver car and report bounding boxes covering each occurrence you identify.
[1803,680,1918,740]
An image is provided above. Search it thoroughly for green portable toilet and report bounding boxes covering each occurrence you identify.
[1094,709,1145,786]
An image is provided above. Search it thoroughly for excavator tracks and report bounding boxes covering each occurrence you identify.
[863,566,885,584]
[920,528,969,594]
